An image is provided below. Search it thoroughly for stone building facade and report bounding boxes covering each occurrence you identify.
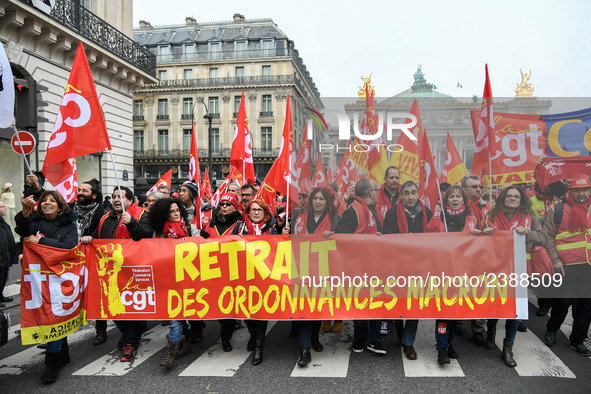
[0,0,157,209]
[132,14,322,191]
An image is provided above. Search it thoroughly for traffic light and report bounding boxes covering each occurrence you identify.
[14,77,37,128]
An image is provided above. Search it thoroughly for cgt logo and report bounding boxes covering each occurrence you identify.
[118,266,157,313]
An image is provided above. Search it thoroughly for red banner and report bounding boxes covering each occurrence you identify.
[21,243,87,345]
[80,233,524,321]
[470,111,546,185]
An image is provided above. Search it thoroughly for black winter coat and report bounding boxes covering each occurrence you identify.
[0,217,18,267]
[15,210,79,250]
[383,205,433,234]
[92,209,153,240]
[209,208,242,235]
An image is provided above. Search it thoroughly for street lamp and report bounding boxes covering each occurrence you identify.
[193,98,214,175]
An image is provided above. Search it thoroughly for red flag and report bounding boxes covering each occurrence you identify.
[230,92,256,184]
[53,158,78,203]
[390,99,422,183]
[334,140,357,197]
[201,167,213,199]
[253,180,279,213]
[294,125,312,184]
[444,132,468,185]
[43,42,111,189]
[210,167,238,207]
[327,167,334,184]
[188,124,201,183]
[419,129,439,213]
[472,64,496,176]
[146,169,172,195]
[262,95,293,196]
[312,155,328,188]
[350,85,388,181]
[535,157,591,189]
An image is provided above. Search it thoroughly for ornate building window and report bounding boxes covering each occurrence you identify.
[158,130,169,152]
[209,42,221,60]
[261,95,272,116]
[211,128,220,152]
[235,67,244,83]
[134,130,144,151]
[261,127,272,151]
[234,95,241,117]
[183,129,192,150]
[182,98,193,119]
[209,97,219,117]
[183,69,193,80]
[133,100,143,120]
[209,68,218,79]
[183,44,196,61]
[235,41,247,59]
[261,39,274,57]
[158,45,171,63]
[158,70,167,81]
[157,99,168,119]
[262,65,271,77]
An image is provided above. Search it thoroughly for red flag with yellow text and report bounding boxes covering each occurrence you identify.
[390,99,422,183]
[444,132,468,185]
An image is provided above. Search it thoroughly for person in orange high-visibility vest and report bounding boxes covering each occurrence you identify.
[543,174,591,357]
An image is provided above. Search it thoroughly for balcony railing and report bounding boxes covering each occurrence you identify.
[156,115,169,120]
[155,47,288,65]
[20,0,156,76]
[134,148,280,160]
[133,115,144,120]
[260,111,273,117]
[140,75,300,90]
[181,114,193,119]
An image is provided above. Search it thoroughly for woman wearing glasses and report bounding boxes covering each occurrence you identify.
[232,199,277,365]
[480,185,547,367]
[291,187,342,367]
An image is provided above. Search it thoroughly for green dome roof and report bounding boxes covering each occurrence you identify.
[381,66,458,105]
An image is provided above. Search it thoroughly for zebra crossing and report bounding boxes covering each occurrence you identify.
[0,316,586,380]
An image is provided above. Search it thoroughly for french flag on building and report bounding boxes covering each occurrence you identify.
[457,82,463,88]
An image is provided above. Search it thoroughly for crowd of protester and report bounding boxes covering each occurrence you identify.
[1,163,590,383]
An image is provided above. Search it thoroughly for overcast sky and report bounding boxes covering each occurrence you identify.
[133,0,591,100]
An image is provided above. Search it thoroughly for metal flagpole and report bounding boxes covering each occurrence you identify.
[108,149,126,214]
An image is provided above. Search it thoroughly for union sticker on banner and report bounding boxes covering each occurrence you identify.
[117,265,156,314]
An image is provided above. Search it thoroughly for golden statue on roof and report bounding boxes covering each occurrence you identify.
[358,73,375,97]
[515,69,534,97]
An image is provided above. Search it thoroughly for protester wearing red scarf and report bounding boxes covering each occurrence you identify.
[483,185,548,367]
[231,199,276,366]
[383,181,432,362]
[291,187,342,367]
[81,187,153,364]
[375,166,401,224]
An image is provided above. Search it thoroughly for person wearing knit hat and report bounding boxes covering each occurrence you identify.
[219,193,238,210]
[206,191,243,352]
